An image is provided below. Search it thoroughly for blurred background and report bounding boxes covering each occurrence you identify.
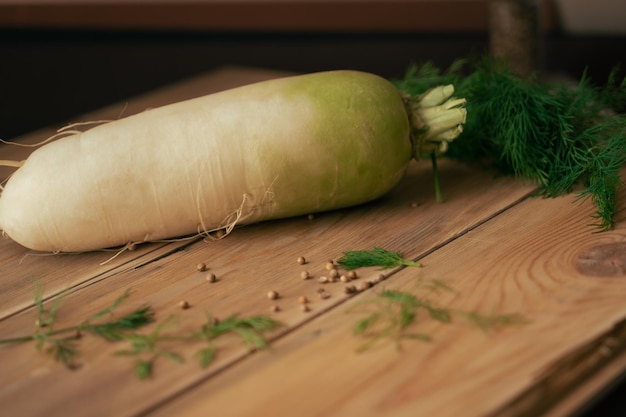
[0,0,624,140]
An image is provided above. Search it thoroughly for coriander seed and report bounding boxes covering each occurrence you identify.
[270,305,281,313]
[300,271,310,280]
[298,295,309,304]
[344,285,357,294]
[359,281,372,291]
[196,262,207,272]
[206,273,217,282]
[347,270,358,279]
[300,304,311,312]
[267,290,279,300]
[297,256,306,265]
[179,300,191,309]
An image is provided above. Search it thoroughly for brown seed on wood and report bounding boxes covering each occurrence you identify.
[196,262,207,272]
[318,276,328,284]
[300,304,311,312]
[179,300,191,309]
[347,270,358,280]
[270,305,281,313]
[318,291,330,299]
[267,290,280,300]
[344,285,357,294]
[300,270,311,280]
[297,256,307,265]
[325,262,335,271]
[340,275,350,283]
[206,273,217,282]
[329,269,339,278]
[298,295,309,304]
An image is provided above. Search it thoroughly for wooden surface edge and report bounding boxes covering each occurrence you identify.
[492,315,626,417]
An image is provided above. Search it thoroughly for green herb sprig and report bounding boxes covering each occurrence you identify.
[395,57,626,230]
[337,247,421,270]
[349,284,527,352]
[0,286,280,378]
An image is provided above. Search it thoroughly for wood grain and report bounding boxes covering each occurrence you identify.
[146,173,626,417]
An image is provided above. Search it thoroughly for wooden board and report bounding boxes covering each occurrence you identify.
[1,67,624,417]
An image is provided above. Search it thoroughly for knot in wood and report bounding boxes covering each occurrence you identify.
[575,242,626,277]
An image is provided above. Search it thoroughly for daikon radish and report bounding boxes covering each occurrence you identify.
[0,70,466,252]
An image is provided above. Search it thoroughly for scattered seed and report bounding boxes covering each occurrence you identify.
[340,275,350,283]
[298,295,309,304]
[300,304,311,312]
[300,270,311,280]
[329,269,339,278]
[374,274,386,283]
[270,305,281,313]
[347,270,358,280]
[318,291,331,299]
[267,290,280,300]
[196,262,207,272]
[325,262,335,271]
[179,300,191,309]
[358,281,372,291]
[316,287,326,294]
[297,256,307,265]
[344,285,357,294]
[318,276,328,284]
[206,273,217,283]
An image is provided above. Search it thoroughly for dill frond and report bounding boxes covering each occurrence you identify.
[337,247,421,270]
[395,57,626,230]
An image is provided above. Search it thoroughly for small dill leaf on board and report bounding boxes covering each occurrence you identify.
[337,247,421,270]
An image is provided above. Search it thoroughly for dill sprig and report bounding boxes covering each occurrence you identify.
[349,286,527,352]
[0,288,154,370]
[0,285,280,378]
[395,57,626,230]
[336,247,422,270]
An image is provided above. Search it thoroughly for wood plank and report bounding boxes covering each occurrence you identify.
[144,173,626,417]
[0,156,536,417]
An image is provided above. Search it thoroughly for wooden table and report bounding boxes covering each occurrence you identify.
[1,67,625,417]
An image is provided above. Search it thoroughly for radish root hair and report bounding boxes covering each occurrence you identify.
[0,120,114,148]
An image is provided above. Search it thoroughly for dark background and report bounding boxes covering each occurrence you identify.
[1,29,624,140]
